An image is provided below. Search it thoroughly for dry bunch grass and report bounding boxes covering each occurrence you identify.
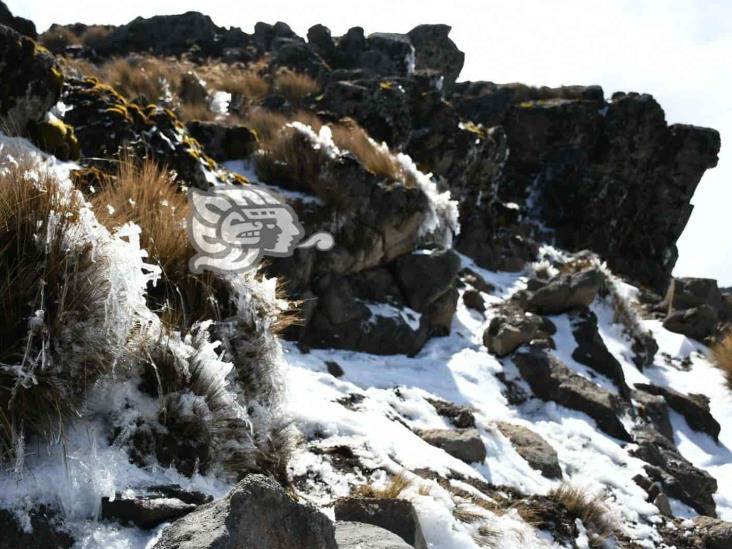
[712,330,732,389]
[273,70,320,106]
[352,472,412,498]
[549,485,617,547]
[330,120,416,187]
[91,156,223,329]
[0,159,109,464]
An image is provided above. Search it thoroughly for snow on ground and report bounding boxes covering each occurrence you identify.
[283,254,732,547]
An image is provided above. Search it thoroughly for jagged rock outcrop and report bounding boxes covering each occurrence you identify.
[0,24,62,131]
[0,1,36,38]
[60,76,244,188]
[96,11,252,59]
[407,24,464,90]
[635,383,721,441]
[631,427,718,517]
[569,307,630,397]
[453,84,720,292]
[154,475,337,549]
[514,347,632,441]
[661,277,731,341]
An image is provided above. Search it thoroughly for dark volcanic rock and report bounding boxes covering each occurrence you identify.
[393,249,461,312]
[514,347,632,441]
[102,494,196,529]
[522,269,603,315]
[0,25,62,131]
[496,422,562,479]
[569,307,630,397]
[663,304,719,342]
[632,387,674,442]
[418,428,486,463]
[0,2,36,38]
[154,474,337,549]
[407,24,464,91]
[335,497,425,547]
[634,383,720,441]
[631,427,718,517]
[453,84,720,292]
[96,11,251,58]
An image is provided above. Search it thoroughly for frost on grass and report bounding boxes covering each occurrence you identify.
[0,134,293,544]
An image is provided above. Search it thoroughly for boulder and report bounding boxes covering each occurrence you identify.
[523,269,603,315]
[0,507,73,549]
[334,497,425,548]
[664,277,729,314]
[459,268,495,294]
[513,348,632,441]
[462,290,485,313]
[0,25,62,131]
[496,422,562,479]
[335,521,413,549]
[102,494,197,529]
[663,304,718,341]
[154,474,337,549]
[407,24,464,90]
[483,308,555,357]
[634,383,720,441]
[0,1,36,38]
[569,307,630,397]
[693,516,732,549]
[418,428,486,463]
[631,427,717,517]
[393,250,461,312]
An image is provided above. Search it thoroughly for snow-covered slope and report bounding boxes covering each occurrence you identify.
[284,252,732,548]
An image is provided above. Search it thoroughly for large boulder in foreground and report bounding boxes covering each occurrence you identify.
[336,521,413,549]
[154,475,337,549]
[0,24,62,131]
[335,497,425,548]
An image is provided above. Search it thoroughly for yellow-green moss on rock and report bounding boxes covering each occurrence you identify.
[30,113,81,161]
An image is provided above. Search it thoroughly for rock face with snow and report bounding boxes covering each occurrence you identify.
[496,422,563,479]
[514,347,632,441]
[154,475,337,549]
[1,5,731,549]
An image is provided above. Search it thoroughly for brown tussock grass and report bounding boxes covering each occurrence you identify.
[39,26,80,52]
[712,330,732,389]
[0,159,107,463]
[273,70,320,106]
[91,156,223,328]
[352,472,412,499]
[549,485,617,547]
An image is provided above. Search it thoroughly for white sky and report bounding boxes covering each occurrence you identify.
[11,0,731,285]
